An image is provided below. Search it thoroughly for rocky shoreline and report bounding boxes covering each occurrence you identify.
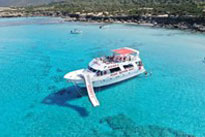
[62,14,205,32]
[0,9,205,32]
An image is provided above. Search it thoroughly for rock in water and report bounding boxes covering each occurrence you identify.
[98,114,195,137]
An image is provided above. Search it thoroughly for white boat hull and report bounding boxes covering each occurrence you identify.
[67,67,145,88]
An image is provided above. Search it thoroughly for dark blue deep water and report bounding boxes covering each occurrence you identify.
[0,17,205,137]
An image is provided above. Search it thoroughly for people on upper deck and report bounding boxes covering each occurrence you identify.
[97,54,134,64]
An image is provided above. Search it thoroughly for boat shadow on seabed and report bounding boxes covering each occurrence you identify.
[42,86,90,117]
[41,85,109,117]
[41,72,151,117]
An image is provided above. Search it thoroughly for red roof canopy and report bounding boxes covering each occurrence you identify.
[113,48,135,55]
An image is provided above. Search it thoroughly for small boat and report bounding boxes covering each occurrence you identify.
[70,29,82,34]
[99,24,110,29]
[64,47,146,107]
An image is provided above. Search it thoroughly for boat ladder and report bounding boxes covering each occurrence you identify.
[82,73,100,107]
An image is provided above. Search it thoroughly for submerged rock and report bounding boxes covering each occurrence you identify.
[56,68,63,73]
[100,114,136,136]
[51,75,64,83]
[96,114,195,137]
[24,112,34,119]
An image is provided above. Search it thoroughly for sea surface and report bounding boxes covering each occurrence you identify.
[0,17,205,137]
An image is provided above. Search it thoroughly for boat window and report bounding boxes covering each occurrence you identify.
[100,71,103,75]
[88,66,97,72]
[123,64,134,69]
[96,71,104,76]
[104,71,107,75]
[96,71,99,76]
[110,67,121,73]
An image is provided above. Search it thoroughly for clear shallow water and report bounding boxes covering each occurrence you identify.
[0,17,205,137]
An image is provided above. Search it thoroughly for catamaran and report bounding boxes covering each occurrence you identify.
[64,47,146,107]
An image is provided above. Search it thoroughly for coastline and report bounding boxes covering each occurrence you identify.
[62,15,205,33]
[0,11,205,32]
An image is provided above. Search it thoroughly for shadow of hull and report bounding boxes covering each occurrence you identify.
[41,73,147,117]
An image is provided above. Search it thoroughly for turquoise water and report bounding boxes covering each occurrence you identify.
[0,17,205,137]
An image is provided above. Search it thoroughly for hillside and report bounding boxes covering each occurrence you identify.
[0,0,204,7]
[20,0,204,17]
[0,0,204,32]
[0,0,63,6]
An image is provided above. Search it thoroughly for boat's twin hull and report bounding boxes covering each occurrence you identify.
[69,68,145,88]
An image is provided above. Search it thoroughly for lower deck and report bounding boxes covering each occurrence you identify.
[75,66,145,87]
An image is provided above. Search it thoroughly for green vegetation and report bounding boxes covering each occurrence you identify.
[23,0,205,17]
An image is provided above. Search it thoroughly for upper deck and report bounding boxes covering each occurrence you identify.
[112,47,139,55]
[88,47,141,71]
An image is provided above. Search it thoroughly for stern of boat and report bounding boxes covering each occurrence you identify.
[64,69,85,85]
[64,69,95,87]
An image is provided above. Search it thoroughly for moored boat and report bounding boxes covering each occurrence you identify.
[70,29,82,34]
[99,24,110,29]
[64,47,146,107]
[64,47,146,88]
